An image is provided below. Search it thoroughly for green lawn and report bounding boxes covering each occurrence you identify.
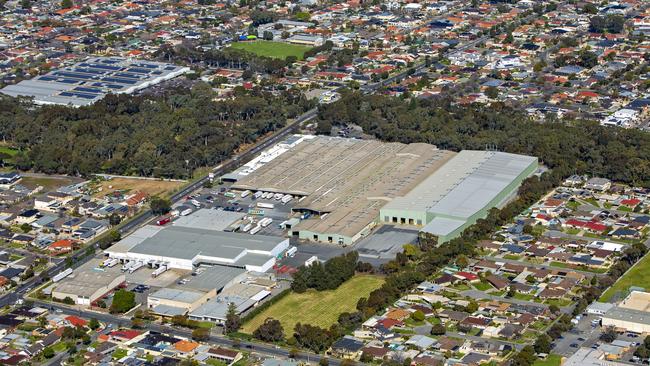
[242,275,384,335]
[0,146,18,157]
[473,281,494,292]
[504,254,522,260]
[601,252,650,302]
[549,261,608,274]
[229,41,312,60]
[52,342,68,353]
[533,354,562,366]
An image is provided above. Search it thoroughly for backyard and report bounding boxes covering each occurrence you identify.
[242,275,384,335]
[229,41,312,60]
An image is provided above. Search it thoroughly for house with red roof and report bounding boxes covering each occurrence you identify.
[47,239,75,254]
[454,271,480,283]
[65,315,88,328]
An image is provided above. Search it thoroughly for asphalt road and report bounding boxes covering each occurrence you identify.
[33,300,340,365]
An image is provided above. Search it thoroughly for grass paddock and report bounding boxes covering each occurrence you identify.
[229,41,312,60]
[242,275,384,335]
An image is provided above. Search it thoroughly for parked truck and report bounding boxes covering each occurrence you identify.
[260,218,273,227]
[253,191,264,199]
[250,226,262,235]
[281,195,293,204]
[256,202,275,209]
[152,265,167,278]
[129,262,145,274]
[286,246,297,257]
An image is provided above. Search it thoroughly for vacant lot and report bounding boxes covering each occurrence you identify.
[93,177,184,198]
[601,252,650,302]
[229,41,312,60]
[533,354,562,366]
[20,175,82,192]
[242,275,384,335]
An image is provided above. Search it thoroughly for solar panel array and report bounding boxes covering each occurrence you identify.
[0,57,190,107]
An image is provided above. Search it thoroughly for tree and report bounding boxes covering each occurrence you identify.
[507,286,517,298]
[88,318,100,330]
[430,323,446,335]
[253,318,284,342]
[61,0,72,8]
[110,289,135,314]
[582,3,597,14]
[225,302,241,334]
[411,310,425,322]
[42,346,55,359]
[20,223,32,233]
[192,327,210,341]
[534,334,552,354]
[485,86,499,99]
[150,197,171,215]
[600,327,617,343]
[109,213,122,226]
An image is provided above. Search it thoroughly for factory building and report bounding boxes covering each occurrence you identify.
[1,57,189,107]
[104,225,289,272]
[602,291,650,334]
[380,150,538,243]
[51,271,125,306]
[230,135,537,245]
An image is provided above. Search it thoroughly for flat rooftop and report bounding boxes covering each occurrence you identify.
[383,150,538,218]
[106,225,286,268]
[173,209,244,231]
[1,57,189,106]
[53,270,124,297]
[604,306,650,325]
[233,136,455,238]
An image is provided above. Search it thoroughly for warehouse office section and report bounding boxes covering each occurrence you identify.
[380,151,538,244]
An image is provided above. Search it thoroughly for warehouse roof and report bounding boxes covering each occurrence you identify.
[173,209,244,231]
[128,226,284,259]
[421,217,466,236]
[603,306,650,325]
[149,288,207,304]
[233,136,455,238]
[384,151,537,218]
[182,266,246,292]
[1,57,189,106]
[53,271,124,298]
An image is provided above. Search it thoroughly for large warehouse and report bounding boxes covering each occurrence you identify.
[1,57,189,107]
[232,136,456,245]
[230,136,537,245]
[380,150,538,243]
[105,225,289,272]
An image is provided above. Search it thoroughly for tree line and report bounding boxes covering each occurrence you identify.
[316,92,650,187]
[0,83,314,178]
[290,251,359,292]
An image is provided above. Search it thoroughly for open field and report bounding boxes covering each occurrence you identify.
[93,177,185,198]
[533,354,562,366]
[242,275,384,334]
[20,175,82,191]
[229,41,312,60]
[601,252,650,302]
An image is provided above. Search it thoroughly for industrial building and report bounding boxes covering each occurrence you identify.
[602,291,650,334]
[380,150,538,243]
[232,136,456,245]
[229,136,537,245]
[51,270,125,306]
[105,225,289,272]
[147,287,217,317]
[0,57,189,107]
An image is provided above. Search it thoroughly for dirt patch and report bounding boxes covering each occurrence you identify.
[92,177,185,199]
